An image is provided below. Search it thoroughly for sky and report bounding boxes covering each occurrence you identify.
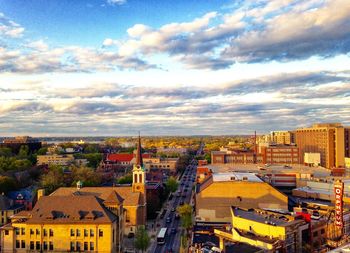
[0,0,349,136]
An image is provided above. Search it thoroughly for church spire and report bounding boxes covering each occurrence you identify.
[136,132,143,167]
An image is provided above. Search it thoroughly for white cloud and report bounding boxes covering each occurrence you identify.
[106,0,126,5]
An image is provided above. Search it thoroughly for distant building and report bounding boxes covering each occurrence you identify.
[0,136,41,154]
[143,157,179,173]
[211,150,263,165]
[260,144,299,165]
[195,172,288,224]
[37,154,75,166]
[270,131,295,145]
[295,123,349,168]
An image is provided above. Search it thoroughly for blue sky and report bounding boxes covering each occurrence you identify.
[0,0,349,136]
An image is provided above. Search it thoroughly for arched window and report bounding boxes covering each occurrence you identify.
[134,174,138,183]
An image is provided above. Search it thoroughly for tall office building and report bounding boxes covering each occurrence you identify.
[295,123,349,168]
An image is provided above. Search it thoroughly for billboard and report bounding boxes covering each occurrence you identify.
[334,181,344,227]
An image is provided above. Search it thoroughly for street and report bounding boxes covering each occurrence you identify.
[149,143,203,253]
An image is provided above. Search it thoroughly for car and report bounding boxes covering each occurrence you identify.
[171,228,177,234]
[166,216,171,223]
[180,201,184,205]
[166,247,173,253]
[182,194,186,198]
[175,213,180,219]
[171,207,176,212]
[184,189,188,192]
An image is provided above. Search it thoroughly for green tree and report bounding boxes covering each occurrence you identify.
[40,167,64,194]
[165,176,178,193]
[134,225,150,253]
[177,204,193,231]
[0,176,17,193]
[0,147,12,157]
[204,153,211,163]
[177,204,193,253]
[13,159,32,171]
[83,144,99,154]
[36,147,48,155]
[84,153,103,168]
[17,145,29,159]
[116,174,132,184]
[71,166,101,186]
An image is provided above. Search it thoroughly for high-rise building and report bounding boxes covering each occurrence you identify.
[295,123,349,168]
[270,131,295,145]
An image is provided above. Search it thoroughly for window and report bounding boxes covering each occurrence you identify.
[90,229,94,237]
[30,241,34,250]
[36,228,40,235]
[90,242,94,251]
[321,229,325,234]
[84,229,88,237]
[70,242,75,251]
[70,229,75,236]
[49,229,53,237]
[99,229,103,237]
[15,228,20,235]
[76,229,80,237]
[4,230,9,235]
[16,240,20,248]
[313,231,318,237]
[21,227,25,235]
[21,240,25,248]
[43,229,47,236]
[43,241,48,250]
[30,229,34,235]
[36,241,40,250]
[139,174,142,183]
[49,241,53,251]
[134,174,137,183]
[84,242,88,250]
[76,242,81,251]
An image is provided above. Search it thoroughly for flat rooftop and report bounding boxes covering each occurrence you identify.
[232,207,299,227]
[212,172,262,183]
[207,164,331,178]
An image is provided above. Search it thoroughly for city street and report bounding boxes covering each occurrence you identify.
[149,143,203,253]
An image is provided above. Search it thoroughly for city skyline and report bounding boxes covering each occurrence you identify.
[0,0,350,136]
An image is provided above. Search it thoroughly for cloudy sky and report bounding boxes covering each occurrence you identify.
[0,0,349,136]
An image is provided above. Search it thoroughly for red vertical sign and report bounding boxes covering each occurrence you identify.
[334,181,344,227]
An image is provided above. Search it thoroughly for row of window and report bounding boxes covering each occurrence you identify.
[16,241,54,251]
[25,228,54,237]
[71,241,94,251]
[70,229,103,237]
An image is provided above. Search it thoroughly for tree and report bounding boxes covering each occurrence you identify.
[40,167,64,194]
[83,144,99,154]
[116,174,132,184]
[165,176,178,193]
[36,147,48,155]
[71,166,101,186]
[0,176,17,193]
[177,204,193,253]
[0,147,12,157]
[177,204,193,231]
[134,225,150,253]
[17,145,29,159]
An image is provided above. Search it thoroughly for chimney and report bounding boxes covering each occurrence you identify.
[37,189,45,201]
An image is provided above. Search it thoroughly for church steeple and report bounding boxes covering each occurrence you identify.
[132,133,145,194]
[135,132,143,168]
